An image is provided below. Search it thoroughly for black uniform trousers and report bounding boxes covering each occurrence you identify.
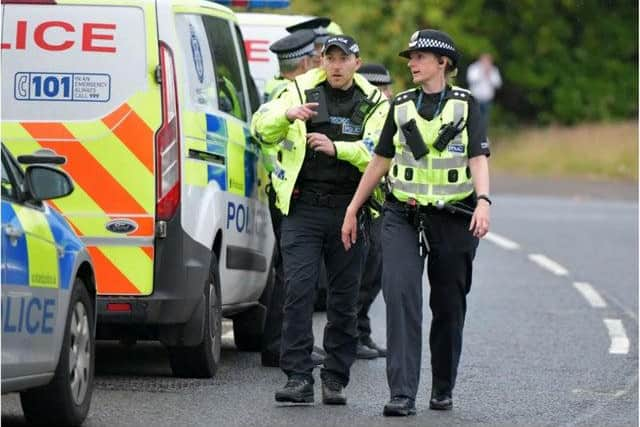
[381,201,478,400]
[357,212,382,342]
[261,185,285,358]
[279,198,365,386]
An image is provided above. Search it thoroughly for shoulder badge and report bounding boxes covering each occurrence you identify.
[393,88,418,105]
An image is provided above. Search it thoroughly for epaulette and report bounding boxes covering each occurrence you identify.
[393,88,418,106]
[445,87,471,102]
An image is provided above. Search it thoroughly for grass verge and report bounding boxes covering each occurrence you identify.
[489,121,638,182]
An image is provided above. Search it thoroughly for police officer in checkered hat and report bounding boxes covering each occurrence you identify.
[342,28,491,416]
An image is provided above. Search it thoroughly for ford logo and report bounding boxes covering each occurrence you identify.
[105,219,138,234]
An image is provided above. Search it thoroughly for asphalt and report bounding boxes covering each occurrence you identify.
[2,174,638,426]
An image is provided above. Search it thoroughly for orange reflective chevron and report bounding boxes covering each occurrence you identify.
[10,102,158,296]
[103,103,155,173]
[21,123,148,216]
[88,247,142,295]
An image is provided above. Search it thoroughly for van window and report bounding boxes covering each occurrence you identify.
[202,16,247,122]
[175,15,218,111]
[235,25,261,114]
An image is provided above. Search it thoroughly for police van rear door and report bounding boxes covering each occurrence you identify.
[1,0,161,297]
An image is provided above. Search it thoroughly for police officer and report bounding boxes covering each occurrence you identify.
[358,63,394,100]
[352,63,395,360]
[252,35,388,405]
[286,17,342,68]
[342,29,491,416]
[263,30,317,103]
[259,30,322,368]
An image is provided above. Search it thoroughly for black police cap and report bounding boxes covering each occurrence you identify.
[286,17,331,35]
[269,30,316,60]
[358,63,392,86]
[398,29,459,67]
[322,35,360,57]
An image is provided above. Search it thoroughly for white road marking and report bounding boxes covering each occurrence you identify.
[573,282,607,308]
[603,318,630,354]
[222,330,234,340]
[485,232,520,250]
[528,254,569,276]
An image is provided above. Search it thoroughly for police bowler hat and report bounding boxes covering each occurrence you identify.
[398,29,459,67]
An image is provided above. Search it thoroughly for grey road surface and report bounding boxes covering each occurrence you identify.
[3,186,637,426]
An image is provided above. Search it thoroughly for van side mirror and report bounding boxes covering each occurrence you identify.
[25,165,74,201]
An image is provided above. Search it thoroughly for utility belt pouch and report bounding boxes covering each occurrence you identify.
[305,87,329,124]
[351,97,375,125]
[433,117,465,152]
[401,118,428,160]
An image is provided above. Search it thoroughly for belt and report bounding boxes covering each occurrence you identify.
[385,193,441,214]
[295,191,353,208]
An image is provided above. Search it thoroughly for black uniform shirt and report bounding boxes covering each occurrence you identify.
[374,86,490,159]
[298,80,367,195]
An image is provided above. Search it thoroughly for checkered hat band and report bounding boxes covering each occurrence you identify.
[278,43,315,60]
[411,37,455,52]
[360,72,391,84]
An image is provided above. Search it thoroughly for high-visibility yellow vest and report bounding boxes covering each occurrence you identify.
[251,68,389,215]
[388,86,473,206]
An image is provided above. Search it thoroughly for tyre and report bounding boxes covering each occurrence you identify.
[20,278,95,426]
[168,254,222,378]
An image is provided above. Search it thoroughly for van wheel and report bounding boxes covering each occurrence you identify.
[20,278,95,426]
[168,255,222,378]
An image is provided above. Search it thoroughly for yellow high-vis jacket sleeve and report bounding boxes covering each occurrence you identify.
[250,83,297,147]
[334,98,390,172]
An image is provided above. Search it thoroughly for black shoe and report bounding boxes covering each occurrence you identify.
[361,337,386,357]
[321,378,346,405]
[356,342,379,359]
[383,396,416,416]
[311,346,325,366]
[275,377,314,403]
[429,393,453,410]
[261,351,280,367]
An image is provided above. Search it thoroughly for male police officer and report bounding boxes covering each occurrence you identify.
[342,29,490,415]
[252,35,388,405]
[263,30,317,103]
[286,17,342,68]
[260,29,321,368]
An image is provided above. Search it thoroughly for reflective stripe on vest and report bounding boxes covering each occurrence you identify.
[388,87,473,205]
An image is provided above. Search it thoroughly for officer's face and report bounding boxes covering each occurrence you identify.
[407,51,443,84]
[322,47,361,90]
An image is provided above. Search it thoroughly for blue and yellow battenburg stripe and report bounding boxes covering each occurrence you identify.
[1,202,60,289]
[184,112,264,200]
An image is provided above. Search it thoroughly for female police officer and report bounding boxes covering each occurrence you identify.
[341,29,490,416]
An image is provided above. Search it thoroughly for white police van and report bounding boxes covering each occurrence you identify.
[2,145,97,426]
[1,0,275,379]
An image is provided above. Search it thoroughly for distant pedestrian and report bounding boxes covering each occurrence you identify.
[466,53,502,131]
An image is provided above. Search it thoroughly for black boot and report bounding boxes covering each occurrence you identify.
[383,396,416,416]
[360,336,386,357]
[429,392,453,410]
[356,341,378,359]
[321,377,346,405]
[275,377,314,403]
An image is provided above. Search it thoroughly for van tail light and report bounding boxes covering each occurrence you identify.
[156,42,180,221]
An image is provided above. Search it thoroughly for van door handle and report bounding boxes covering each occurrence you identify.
[4,224,23,239]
